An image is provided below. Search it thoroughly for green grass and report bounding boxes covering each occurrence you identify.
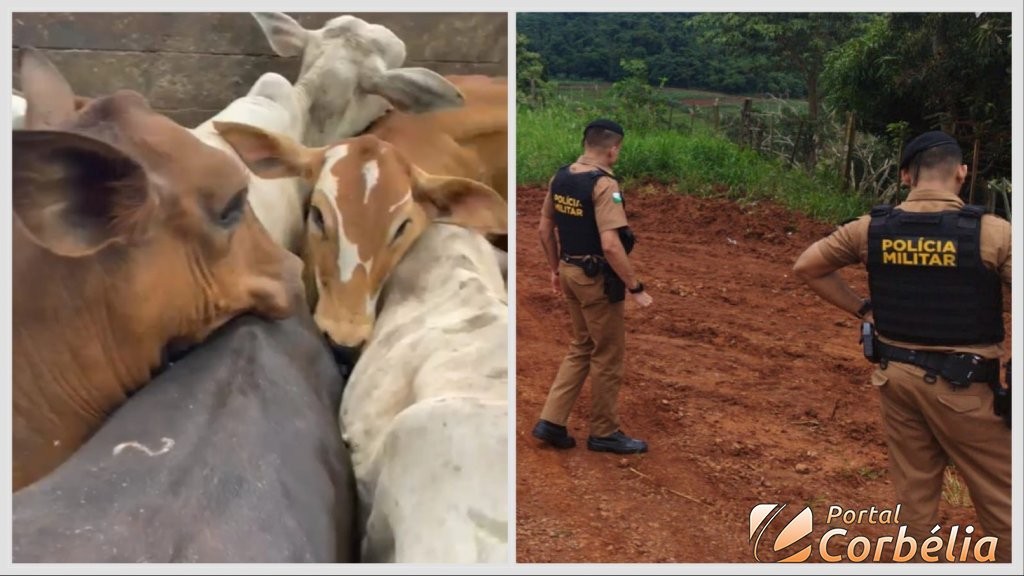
[553,80,798,103]
[552,81,808,114]
[517,102,868,223]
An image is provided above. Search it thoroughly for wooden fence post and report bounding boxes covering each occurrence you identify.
[842,111,857,191]
[790,120,805,167]
[968,137,981,205]
[713,98,720,133]
[741,98,752,148]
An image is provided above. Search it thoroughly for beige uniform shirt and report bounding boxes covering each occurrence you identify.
[813,188,1012,359]
[541,156,628,233]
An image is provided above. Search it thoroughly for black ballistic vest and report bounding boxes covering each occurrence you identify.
[866,204,1004,346]
[550,165,608,257]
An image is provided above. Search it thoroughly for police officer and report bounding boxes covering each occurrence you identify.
[793,131,1011,562]
[531,119,654,455]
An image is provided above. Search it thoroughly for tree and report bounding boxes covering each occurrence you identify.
[515,13,805,95]
[516,33,549,106]
[607,58,666,130]
[822,13,1011,181]
[690,13,870,166]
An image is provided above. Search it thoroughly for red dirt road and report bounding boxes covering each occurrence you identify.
[515,185,1009,563]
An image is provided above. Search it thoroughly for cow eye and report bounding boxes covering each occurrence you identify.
[309,205,325,233]
[391,218,412,244]
[218,189,247,228]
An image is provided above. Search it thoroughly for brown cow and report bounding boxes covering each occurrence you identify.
[215,105,507,353]
[446,75,508,103]
[364,75,509,258]
[12,49,303,491]
[366,76,508,200]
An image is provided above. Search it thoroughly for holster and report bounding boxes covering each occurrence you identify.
[603,226,635,304]
[861,322,879,363]
[603,263,626,304]
[619,227,636,254]
[990,359,1011,428]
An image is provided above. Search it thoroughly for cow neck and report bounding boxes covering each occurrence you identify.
[295,80,391,146]
[291,83,312,141]
[360,108,393,136]
[381,224,504,309]
[14,247,169,433]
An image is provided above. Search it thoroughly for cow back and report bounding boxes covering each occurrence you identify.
[340,224,508,562]
[366,80,508,200]
[12,311,356,563]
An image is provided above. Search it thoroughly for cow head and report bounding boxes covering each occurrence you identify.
[251,12,465,145]
[216,122,506,356]
[14,49,302,355]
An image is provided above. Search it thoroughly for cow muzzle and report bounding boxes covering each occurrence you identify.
[328,340,363,374]
[315,315,370,373]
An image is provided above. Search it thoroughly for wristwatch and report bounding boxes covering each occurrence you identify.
[856,298,872,319]
[628,281,644,294]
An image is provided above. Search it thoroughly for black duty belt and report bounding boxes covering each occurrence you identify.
[561,254,604,278]
[877,341,1000,388]
[561,254,601,264]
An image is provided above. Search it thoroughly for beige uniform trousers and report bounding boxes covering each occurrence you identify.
[874,360,1011,563]
[540,261,626,437]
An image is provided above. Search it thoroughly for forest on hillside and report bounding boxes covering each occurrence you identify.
[517,12,1012,195]
[517,12,809,96]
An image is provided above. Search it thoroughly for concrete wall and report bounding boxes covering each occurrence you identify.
[12,12,507,126]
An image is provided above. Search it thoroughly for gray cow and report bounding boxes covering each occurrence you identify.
[13,310,356,563]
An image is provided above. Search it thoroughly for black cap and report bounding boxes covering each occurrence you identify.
[584,118,624,138]
[900,131,961,169]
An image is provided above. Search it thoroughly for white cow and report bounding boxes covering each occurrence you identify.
[192,73,310,253]
[208,12,466,252]
[340,223,508,563]
[251,12,465,146]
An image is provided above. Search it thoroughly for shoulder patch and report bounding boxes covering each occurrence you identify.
[612,191,623,204]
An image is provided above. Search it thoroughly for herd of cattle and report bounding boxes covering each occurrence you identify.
[10,12,509,563]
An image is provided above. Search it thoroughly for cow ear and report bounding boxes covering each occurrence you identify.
[252,12,310,58]
[19,47,77,129]
[412,168,507,235]
[364,67,465,113]
[13,130,154,257]
[214,121,323,181]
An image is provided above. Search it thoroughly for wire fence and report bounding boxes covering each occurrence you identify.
[531,82,1011,220]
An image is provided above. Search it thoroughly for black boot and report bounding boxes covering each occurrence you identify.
[531,420,576,449]
[587,430,648,454]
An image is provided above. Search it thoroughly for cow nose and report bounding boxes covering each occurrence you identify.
[328,340,364,373]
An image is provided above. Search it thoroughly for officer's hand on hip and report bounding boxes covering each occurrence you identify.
[631,290,653,308]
